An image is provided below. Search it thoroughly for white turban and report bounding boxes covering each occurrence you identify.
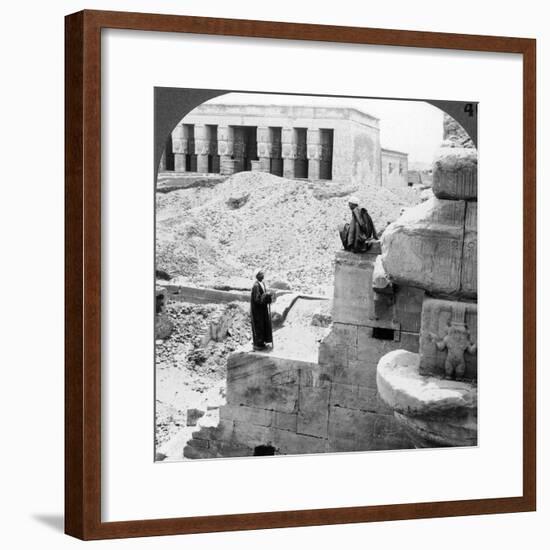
[348,195,359,205]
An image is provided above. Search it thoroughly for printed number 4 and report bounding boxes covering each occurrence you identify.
[464,103,477,117]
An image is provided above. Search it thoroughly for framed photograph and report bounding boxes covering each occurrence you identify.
[65,10,536,539]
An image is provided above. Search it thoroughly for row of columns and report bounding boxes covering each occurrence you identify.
[163,123,332,180]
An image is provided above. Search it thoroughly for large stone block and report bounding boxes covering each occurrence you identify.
[332,249,380,325]
[220,404,273,427]
[381,197,466,296]
[318,324,355,369]
[271,430,327,455]
[356,326,402,366]
[394,286,425,333]
[327,406,377,451]
[297,386,330,438]
[419,298,477,380]
[432,146,477,200]
[329,382,380,413]
[226,352,307,413]
[319,362,377,390]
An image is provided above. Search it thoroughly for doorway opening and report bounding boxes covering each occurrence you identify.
[294,128,308,178]
[253,444,276,456]
[319,129,334,180]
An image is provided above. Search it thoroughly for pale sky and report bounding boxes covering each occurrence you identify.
[205,92,444,165]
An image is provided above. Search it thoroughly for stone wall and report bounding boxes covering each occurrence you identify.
[381,148,408,187]
[185,245,419,459]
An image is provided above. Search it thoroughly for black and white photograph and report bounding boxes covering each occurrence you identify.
[154,90,478,461]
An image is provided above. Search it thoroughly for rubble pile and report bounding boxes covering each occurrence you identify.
[156,301,250,372]
[155,300,250,448]
[156,172,419,293]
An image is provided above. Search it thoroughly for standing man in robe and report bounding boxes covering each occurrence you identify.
[338,196,378,253]
[250,269,274,351]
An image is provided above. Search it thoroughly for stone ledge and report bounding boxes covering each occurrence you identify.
[377,350,477,417]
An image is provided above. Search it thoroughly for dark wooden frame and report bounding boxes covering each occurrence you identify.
[65,9,537,540]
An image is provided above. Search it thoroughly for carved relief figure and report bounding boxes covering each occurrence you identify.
[429,323,477,379]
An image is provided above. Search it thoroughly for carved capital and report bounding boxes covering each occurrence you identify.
[172,138,188,154]
[172,124,185,139]
[307,144,323,160]
[194,139,211,155]
[281,143,297,159]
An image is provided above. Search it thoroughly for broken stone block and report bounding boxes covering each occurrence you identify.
[432,145,477,200]
[419,298,477,380]
[156,286,167,314]
[155,313,174,340]
[186,408,205,427]
[311,308,332,327]
[270,279,291,290]
[381,197,466,296]
[226,193,250,209]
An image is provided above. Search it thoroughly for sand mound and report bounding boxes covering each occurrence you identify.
[156,172,419,293]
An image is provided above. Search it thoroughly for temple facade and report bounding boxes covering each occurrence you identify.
[160,103,408,186]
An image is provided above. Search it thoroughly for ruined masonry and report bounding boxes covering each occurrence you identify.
[184,114,477,458]
[376,115,478,447]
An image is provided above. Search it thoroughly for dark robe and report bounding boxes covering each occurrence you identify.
[339,206,378,253]
[250,280,273,348]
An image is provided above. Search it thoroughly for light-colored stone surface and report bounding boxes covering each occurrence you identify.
[377,350,477,416]
[432,145,477,200]
[394,411,477,448]
[184,319,415,458]
[381,197,474,296]
[173,103,383,185]
[332,248,380,325]
[372,254,392,291]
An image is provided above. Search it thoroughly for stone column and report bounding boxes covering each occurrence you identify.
[257,126,272,172]
[171,124,188,173]
[307,128,322,180]
[194,124,209,173]
[218,125,235,175]
[281,127,296,179]
[376,114,479,448]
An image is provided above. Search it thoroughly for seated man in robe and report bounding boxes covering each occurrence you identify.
[250,269,274,351]
[338,196,378,253]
